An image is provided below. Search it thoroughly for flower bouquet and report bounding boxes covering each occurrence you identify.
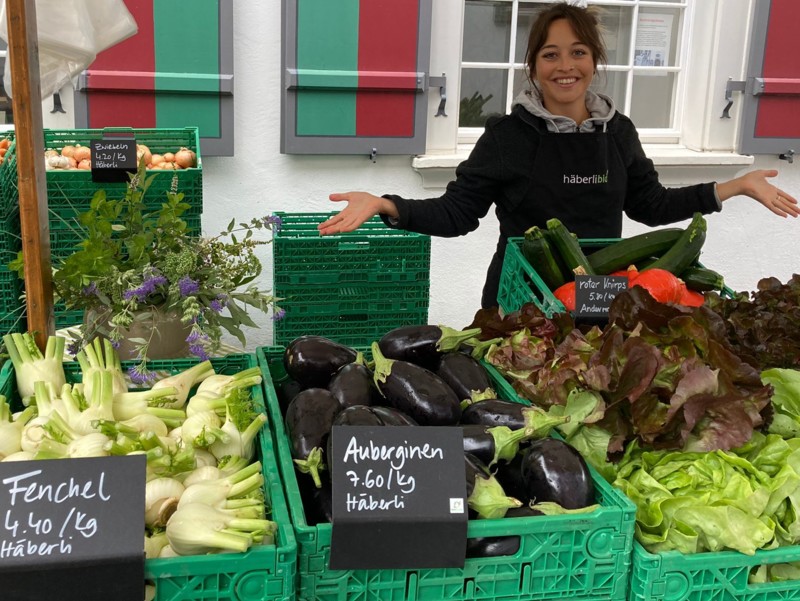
[14,164,284,382]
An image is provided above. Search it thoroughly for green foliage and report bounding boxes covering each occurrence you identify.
[36,163,283,379]
[459,91,500,128]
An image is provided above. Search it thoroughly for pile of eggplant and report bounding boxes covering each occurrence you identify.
[278,325,597,558]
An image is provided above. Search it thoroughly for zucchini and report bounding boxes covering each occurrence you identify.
[680,266,725,292]
[545,218,595,276]
[521,226,567,290]
[646,213,707,276]
[586,228,683,275]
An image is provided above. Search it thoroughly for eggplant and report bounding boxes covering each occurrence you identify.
[332,405,384,427]
[371,342,461,426]
[284,336,358,389]
[520,438,595,510]
[466,536,520,558]
[298,472,333,525]
[328,356,380,409]
[493,452,528,503]
[505,505,545,518]
[460,399,567,436]
[276,377,304,417]
[370,405,417,426]
[378,324,482,371]
[285,388,342,487]
[326,405,417,462]
[461,424,532,466]
[436,352,496,402]
[464,453,522,519]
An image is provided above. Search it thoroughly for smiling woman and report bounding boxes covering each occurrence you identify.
[319,1,797,311]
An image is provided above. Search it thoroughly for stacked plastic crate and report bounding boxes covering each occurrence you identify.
[0,128,203,331]
[271,212,431,348]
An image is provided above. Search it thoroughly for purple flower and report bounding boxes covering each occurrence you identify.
[189,344,210,361]
[128,363,157,385]
[208,294,228,313]
[123,274,168,302]
[262,215,282,231]
[271,308,286,321]
[67,339,82,357]
[110,340,121,350]
[178,276,200,297]
[185,330,201,344]
[82,282,98,296]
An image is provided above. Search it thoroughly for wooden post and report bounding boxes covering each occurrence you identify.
[5,0,54,347]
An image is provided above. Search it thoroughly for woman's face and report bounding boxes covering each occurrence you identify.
[533,18,595,119]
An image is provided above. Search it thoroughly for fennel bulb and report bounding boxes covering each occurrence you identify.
[166,502,275,555]
[145,477,185,528]
[2,450,35,462]
[210,413,267,462]
[151,361,215,408]
[77,337,128,398]
[3,333,66,399]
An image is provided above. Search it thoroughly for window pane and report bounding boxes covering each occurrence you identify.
[512,67,530,100]
[598,6,634,66]
[514,2,549,63]
[459,68,509,127]
[463,1,513,63]
[591,71,628,112]
[635,8,681,66]
[629,72,675,128]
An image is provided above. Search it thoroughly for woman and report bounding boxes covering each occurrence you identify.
[319,2,798,308]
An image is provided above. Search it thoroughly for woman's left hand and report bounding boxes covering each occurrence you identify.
[719,169,800,218]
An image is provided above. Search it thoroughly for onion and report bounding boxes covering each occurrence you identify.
[68,157,78,169]
[174,147,196,169]
[78,159,91,170]
[73,145,91,162]
[150,154,165,166]
[60,145,76,158]
[163,152,175,162]
[137,143,152,165]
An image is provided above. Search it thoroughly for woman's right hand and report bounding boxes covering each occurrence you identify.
[317,192,398,235]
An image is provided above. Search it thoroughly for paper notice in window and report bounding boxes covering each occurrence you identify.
[634,14,673,75]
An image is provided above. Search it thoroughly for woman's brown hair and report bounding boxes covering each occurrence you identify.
[525,2,607,82]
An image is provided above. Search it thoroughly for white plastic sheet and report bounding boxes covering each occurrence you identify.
[0,0,137,99]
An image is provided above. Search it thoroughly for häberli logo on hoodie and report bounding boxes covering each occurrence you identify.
[563,170,608,185]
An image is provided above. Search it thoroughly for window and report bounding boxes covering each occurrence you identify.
[458,0,688,143]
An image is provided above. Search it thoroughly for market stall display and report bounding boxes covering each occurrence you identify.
[257,341,636,601]
[271,212,430,348]
[0,340,297,601]
[497,214,729,317]
[0,127,203,331]
[476,276,800,601]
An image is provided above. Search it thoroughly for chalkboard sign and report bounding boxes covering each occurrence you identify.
[329,426,468,570]
[90,137,137,183]
[0,455,146,601]
[575,274,628,320]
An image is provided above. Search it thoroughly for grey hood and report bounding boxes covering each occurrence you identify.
[512,83,616,133]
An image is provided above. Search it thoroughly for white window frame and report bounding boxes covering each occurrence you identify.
[415,0,754,188]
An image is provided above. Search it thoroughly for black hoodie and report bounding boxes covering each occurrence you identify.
[382,105,720,308]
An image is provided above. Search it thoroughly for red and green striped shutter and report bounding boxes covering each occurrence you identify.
[74,0,233,156]
[738,0,800,158]
[282,0,435,155]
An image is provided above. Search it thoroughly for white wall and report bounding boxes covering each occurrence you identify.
[42,0,799,352]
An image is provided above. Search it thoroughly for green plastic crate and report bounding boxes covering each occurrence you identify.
[257,346,635,601]
[0,354,297,601]
[498,237,734,316]
[629,541,800,601]
[273,310,429,349]
[272,212,431,347]
[0,127,203,219]
[277,282,430,314]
